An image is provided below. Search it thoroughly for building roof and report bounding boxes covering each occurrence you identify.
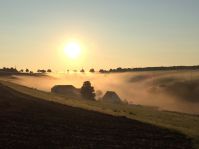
[102,91,122,103]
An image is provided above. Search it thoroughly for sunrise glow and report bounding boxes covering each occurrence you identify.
[64,42,81,59]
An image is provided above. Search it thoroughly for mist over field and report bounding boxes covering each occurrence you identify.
[7,70,199,114]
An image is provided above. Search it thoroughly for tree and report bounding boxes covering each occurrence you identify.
[80,69,85,73]
[47,69,52,73]
[25,69,29,73]
[89,68,95,73]
[37,69,46,73]
[99,69,105,73]
[80,81,95,100]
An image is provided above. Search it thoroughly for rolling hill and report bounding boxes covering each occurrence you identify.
[0,83,193,148]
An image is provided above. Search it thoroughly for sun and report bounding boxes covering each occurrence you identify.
[64,42,81,59]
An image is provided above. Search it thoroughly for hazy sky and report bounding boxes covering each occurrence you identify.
[0,0,199,71]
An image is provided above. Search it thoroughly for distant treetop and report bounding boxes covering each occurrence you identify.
[80,69,85,73]
[89,68,95,73]
[98,65,199,73]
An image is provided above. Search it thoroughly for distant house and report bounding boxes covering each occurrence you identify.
[51,85,81,99]
[101,91,122,104]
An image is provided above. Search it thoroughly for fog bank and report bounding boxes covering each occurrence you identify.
[7,70,199,114]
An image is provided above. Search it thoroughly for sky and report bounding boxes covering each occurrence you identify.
[0,0,199,71]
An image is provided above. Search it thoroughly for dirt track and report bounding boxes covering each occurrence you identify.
[0,84,193,149]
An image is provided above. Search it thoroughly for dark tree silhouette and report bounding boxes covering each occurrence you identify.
[37,69,46,73]
[0,67,18,73]
[25,69,29,73]
[47,69,52,73]
[89,68,95,73]
[80,81,95,100]
[99,69,106,73]
[80,69,85,73]
[98,65,199,73]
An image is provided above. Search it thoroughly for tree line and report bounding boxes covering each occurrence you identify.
[0,67,52,74]
[99,65,199,73]
[1,65,199,75]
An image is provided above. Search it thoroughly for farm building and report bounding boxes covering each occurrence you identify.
[51,85,81,99]
[101,91,122,104]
